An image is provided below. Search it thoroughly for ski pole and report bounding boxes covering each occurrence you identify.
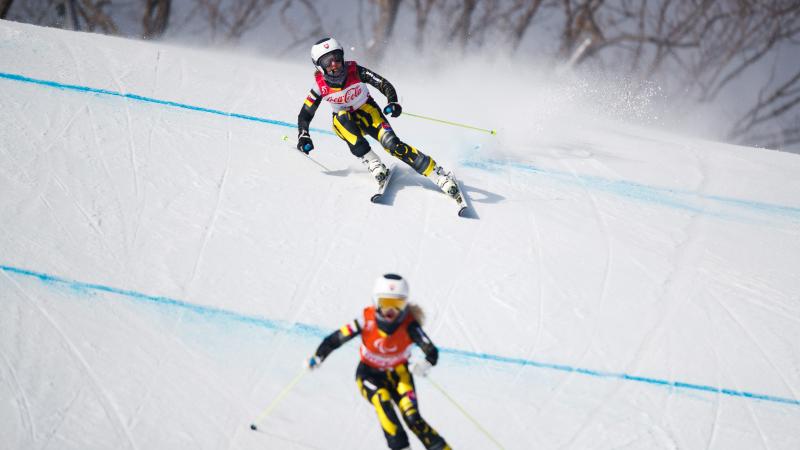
[426,376,505,449]
[281,135,331,171]
[250,367,307,431]
[402,112,497,135]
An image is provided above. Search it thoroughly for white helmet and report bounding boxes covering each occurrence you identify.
[310,37,344,73]
[373,273,409,312]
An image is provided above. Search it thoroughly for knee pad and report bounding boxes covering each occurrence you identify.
[380,132,412,159]
[379,130,400,151]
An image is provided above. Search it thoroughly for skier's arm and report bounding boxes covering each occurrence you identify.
[357,65,398,103]
[296,89,322,152]
[314,319,362,362]
[408,321,439,365]
[298,89,322,132]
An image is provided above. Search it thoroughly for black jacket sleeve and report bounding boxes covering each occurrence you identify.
[407,321,439,365]
[357,65,398,103]
[298,89,322,134]
[314,320,361,361]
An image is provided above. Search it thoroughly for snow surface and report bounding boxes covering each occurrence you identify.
[2,20,800,450]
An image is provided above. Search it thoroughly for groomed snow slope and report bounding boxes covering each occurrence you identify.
[2,20,800,450]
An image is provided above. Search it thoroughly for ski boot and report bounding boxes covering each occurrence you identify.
[361,150,389,183]
[430,166,461,202]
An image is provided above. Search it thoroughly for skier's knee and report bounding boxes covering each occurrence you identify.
[370,389,409,449]
[380,131,397,147]
[404,411,425,432]
[382,411,410,449]
[381,132,410,158]
[350,138,371,158]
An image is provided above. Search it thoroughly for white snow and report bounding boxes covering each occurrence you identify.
[2,20,800,450]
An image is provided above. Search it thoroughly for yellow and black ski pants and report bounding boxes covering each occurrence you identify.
[356,361,449,450]
[332,98,437,176]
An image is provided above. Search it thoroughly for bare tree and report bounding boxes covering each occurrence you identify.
[193,0,275,41]
[1,0,14,19]
[728,69,800,148]
[143,0,171,39]
[412,0,436,50]
[505,0,544,52]
[434,0,507,51]
[446,0,477,50]
[539,0,800,150]
[74,0,118,33]
[365,0,402,63]
[5,0,797,149]
[559,0,605,61]
[276,0,323,57]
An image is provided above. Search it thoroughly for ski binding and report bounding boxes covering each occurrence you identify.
[370,164,396,203]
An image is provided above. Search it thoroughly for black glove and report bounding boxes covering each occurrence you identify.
[297,130,314,153]
[383,102,402,118]
[425,347,438,366]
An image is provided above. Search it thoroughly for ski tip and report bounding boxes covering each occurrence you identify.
[371,194,383,203]
[458,206,469,217]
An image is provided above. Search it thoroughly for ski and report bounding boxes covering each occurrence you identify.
[446,171,469,217]
[370,164,396,203]
[454,180,469,217]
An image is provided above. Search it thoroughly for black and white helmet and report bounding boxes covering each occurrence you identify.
[310,37,346,82]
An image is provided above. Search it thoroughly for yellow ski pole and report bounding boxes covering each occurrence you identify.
[250,367,307,431]
[426,376,505,449]
[403,112,497,135]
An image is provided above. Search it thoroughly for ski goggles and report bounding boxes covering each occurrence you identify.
[318,51,344,70]
[376,297,407,311]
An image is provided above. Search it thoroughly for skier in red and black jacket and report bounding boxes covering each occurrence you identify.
[297,37,461,201]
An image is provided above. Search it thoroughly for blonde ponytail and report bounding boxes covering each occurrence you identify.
[407,303,426,326]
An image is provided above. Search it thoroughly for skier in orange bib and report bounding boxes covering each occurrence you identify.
[307,273,451,450]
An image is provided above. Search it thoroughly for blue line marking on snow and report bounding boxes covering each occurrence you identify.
[463,158,800,220]
[443,348,800,406]
[3,263,799,408]
[5,71,799,220]
[0,71,335,136]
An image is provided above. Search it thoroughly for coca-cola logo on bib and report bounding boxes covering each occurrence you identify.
[345,86,362,102]
[328,85,363,104]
